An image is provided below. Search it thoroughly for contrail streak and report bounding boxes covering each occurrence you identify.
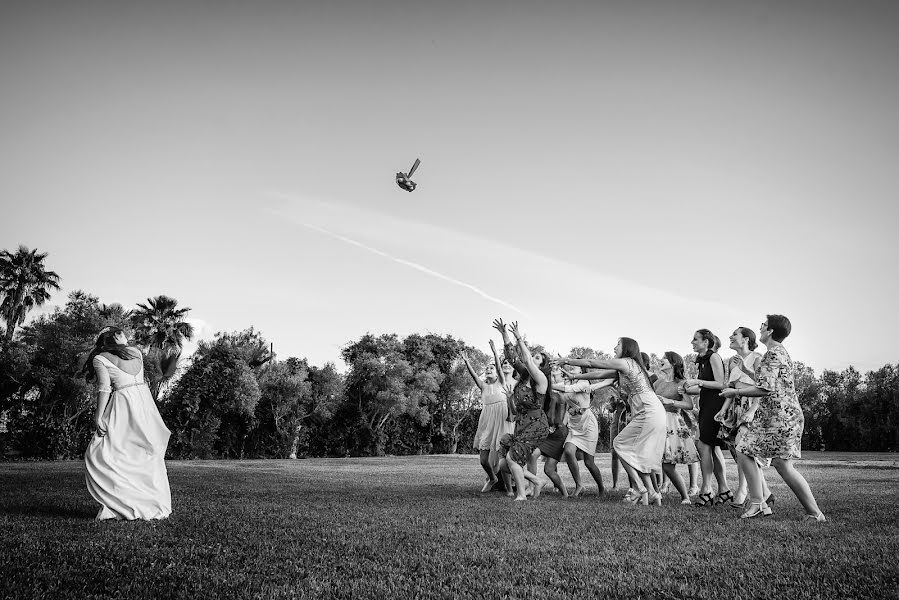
[300,222,530,317]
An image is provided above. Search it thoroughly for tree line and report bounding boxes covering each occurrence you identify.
[1,245,896,459]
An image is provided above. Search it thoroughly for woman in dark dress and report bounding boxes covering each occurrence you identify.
[492,318,551,501]
[684,328,732,506]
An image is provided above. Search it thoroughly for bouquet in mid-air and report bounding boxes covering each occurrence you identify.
[395,158,421,192]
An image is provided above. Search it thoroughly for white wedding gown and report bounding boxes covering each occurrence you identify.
[84,354,172,520]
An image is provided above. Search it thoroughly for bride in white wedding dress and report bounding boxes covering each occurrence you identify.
[81,327,172,520]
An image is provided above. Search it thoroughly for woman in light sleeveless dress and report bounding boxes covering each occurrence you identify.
[558,337,667,506]
[80,327,172,520]
[552,367,614,497]
[461,342,514,492]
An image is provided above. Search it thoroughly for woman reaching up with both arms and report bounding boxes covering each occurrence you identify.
[492,318,551,501]
[460,340,514,493]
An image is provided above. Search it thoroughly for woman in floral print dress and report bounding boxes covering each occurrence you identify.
[653,351,700,504]
[492,319,551,501]
[721,314,825,521]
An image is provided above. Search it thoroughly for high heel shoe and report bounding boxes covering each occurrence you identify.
[740,501,769,519]
[622,488,638,503]
[714,490,734,505]
[802,512,826,523]
[693,492,715,507]
[648,491,663,506]
[624,489,648,505]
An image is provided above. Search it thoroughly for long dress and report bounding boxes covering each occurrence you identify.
[85,354,172,520]
[561,380,599,456]
[498,343,550,467]
[472,381,515,471]
[736,345,804,460]
[653,379,700,464]
[612,358,667,474]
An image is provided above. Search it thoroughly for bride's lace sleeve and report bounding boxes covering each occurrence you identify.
[92,356,112,393]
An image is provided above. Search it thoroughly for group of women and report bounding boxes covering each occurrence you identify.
[466,315,826,522]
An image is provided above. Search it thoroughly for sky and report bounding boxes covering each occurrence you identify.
[2,0,897,374]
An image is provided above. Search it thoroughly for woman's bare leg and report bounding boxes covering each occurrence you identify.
[772,458,823,517]
[544,456,568,497]
[508,461,530,501]
[563,443,584,496]
[479,449,497,492]
[662,462,689,501]
[712,445,730,494]
[583,453,605,494]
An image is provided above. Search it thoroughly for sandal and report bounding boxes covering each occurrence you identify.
[624,489,648,505]
[802,512,826,523]
[714,490,734,505]
[740,501,768,519]
[693,492,715,507]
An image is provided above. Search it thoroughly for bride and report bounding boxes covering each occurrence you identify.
[79,326,172,520]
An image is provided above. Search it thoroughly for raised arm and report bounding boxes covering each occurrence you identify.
[503,383,518,420]
[459,351,485,391]
[489,339,505,386]
[508,322,548,391]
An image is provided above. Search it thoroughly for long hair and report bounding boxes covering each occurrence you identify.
[79,327,137,382]
[663,351,685,382]
[619,337,654,389]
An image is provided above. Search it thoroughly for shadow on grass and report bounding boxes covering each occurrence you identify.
[0,502,95,520]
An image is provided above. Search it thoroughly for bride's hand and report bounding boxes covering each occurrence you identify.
[94,416,108,437]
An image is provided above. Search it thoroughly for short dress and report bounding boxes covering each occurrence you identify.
[654,379,700,464]
[498,343,550,467]
[472,381,515,470]
[561,380,599,456]
[736,345,804,461]
[611,359,667,474]
[696,352,726,447]
[538,391,570,462]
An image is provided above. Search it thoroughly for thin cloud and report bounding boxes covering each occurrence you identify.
[299,222,531,317]
[264,189,739,317]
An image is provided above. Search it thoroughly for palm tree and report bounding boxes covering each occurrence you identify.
[130,295,194,353]
[0,245,61,342]
[98,302,133,330]
[130,295,194,399]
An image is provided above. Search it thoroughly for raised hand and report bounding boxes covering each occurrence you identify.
[458,349,470,363]
[509,321,521,340]
[491,318,507,335]
[502,383,515,398]
[488,339,496,350]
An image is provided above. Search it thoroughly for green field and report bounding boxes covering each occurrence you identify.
[2,454,898,599]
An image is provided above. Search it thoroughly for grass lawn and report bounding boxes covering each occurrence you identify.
[1,454,897,599]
